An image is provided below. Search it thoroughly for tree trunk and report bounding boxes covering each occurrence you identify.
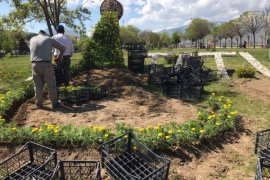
[253,32,256,48]
[219,39,222,48]
[240,36,242,47]
[225,38,227,48]
[230,37,233,48]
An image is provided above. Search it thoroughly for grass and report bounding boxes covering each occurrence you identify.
[0,53,82,93]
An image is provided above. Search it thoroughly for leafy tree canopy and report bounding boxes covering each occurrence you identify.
[1,0,91,36]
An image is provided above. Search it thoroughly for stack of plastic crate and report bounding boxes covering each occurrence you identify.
[101,132,171,180]
[255,129,270,179]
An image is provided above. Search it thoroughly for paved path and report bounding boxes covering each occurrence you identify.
[239,52,270,77]
[198,52,236,79]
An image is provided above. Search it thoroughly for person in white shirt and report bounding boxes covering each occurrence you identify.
[53,25,74,86]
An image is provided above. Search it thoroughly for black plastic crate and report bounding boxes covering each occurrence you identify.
[58,87,90,106]
[50,160,101,180]
[54,65,65,87]
[0,142,57,180]
[101,132,170,180]
[255,129,270,162]
[256,158,270,180]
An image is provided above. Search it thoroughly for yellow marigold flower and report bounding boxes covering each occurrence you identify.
[12,127,17,131]
[177,129,181,133]
[200,129,204,133]
[227,99,231,103]
[231,111,238,115]
[104,134,109,138]
[208,116,212,120]
[168,130,173,134]
[165,136,170,139]
[216,122,221,126]
[100,127,106,131]
[158,133,163,137]
[32,128,39,133]
[54,129,59,134]
[223,105,228,109]
[192,128,196,131]
[140,128,145,132]
[227,104,231,107]
[227,115,231,119]
[155,126,160,130]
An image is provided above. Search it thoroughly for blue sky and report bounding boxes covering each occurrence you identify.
[0,0,269,34]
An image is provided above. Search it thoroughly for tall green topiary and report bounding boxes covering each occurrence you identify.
[82,12,124,69]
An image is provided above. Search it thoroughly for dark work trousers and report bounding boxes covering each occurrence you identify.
[59,55,71,86]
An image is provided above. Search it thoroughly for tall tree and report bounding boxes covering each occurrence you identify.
[232,18,247,47]
[2,0,91,36]
[171,32,181,46]
[223,21,236,48]
[120,25,141,45]
[263,6,270,45]
[241,11,263,48]
[186,18,213,49]
[159,32,171,48]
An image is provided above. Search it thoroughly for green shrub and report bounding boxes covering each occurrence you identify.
[236,66,256,78]
[82,12,124,69]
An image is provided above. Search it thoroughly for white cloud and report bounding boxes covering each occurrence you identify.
[126,0,268,31]
[67,0,269,31]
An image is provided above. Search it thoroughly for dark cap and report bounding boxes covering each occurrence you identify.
[39,30,47,35]
[56,25,65,33]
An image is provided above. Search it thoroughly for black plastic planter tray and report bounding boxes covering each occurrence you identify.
[101,132,170,180]
[0,142,57,180]
[255,129,270,162]
[50,160,101,180]
[58,87,91,106]
[256,157,270,180]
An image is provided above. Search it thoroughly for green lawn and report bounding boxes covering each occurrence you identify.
[0,53,82,93]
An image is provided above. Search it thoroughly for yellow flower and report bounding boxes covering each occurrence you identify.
[165,136,170,139]
[158,133,163,137]
[39,129,43,133]
[200,129,204,133]
[124,135,128,138]
[32,128,39,133]
[223,104,228,109]
[104,134,109,138]
[54,129,59,134]
[140,128,145,132]
[158,123,162,127]
[177,129,181,133]
[168,130,173,134]
[192,128,196,131]
[216,122,221,126]
[231,111,238,115]
[155,126,160,130]
[12,127,17,131]
[227,115,231,119]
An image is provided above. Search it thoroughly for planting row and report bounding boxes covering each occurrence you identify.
[0,94,240,150]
